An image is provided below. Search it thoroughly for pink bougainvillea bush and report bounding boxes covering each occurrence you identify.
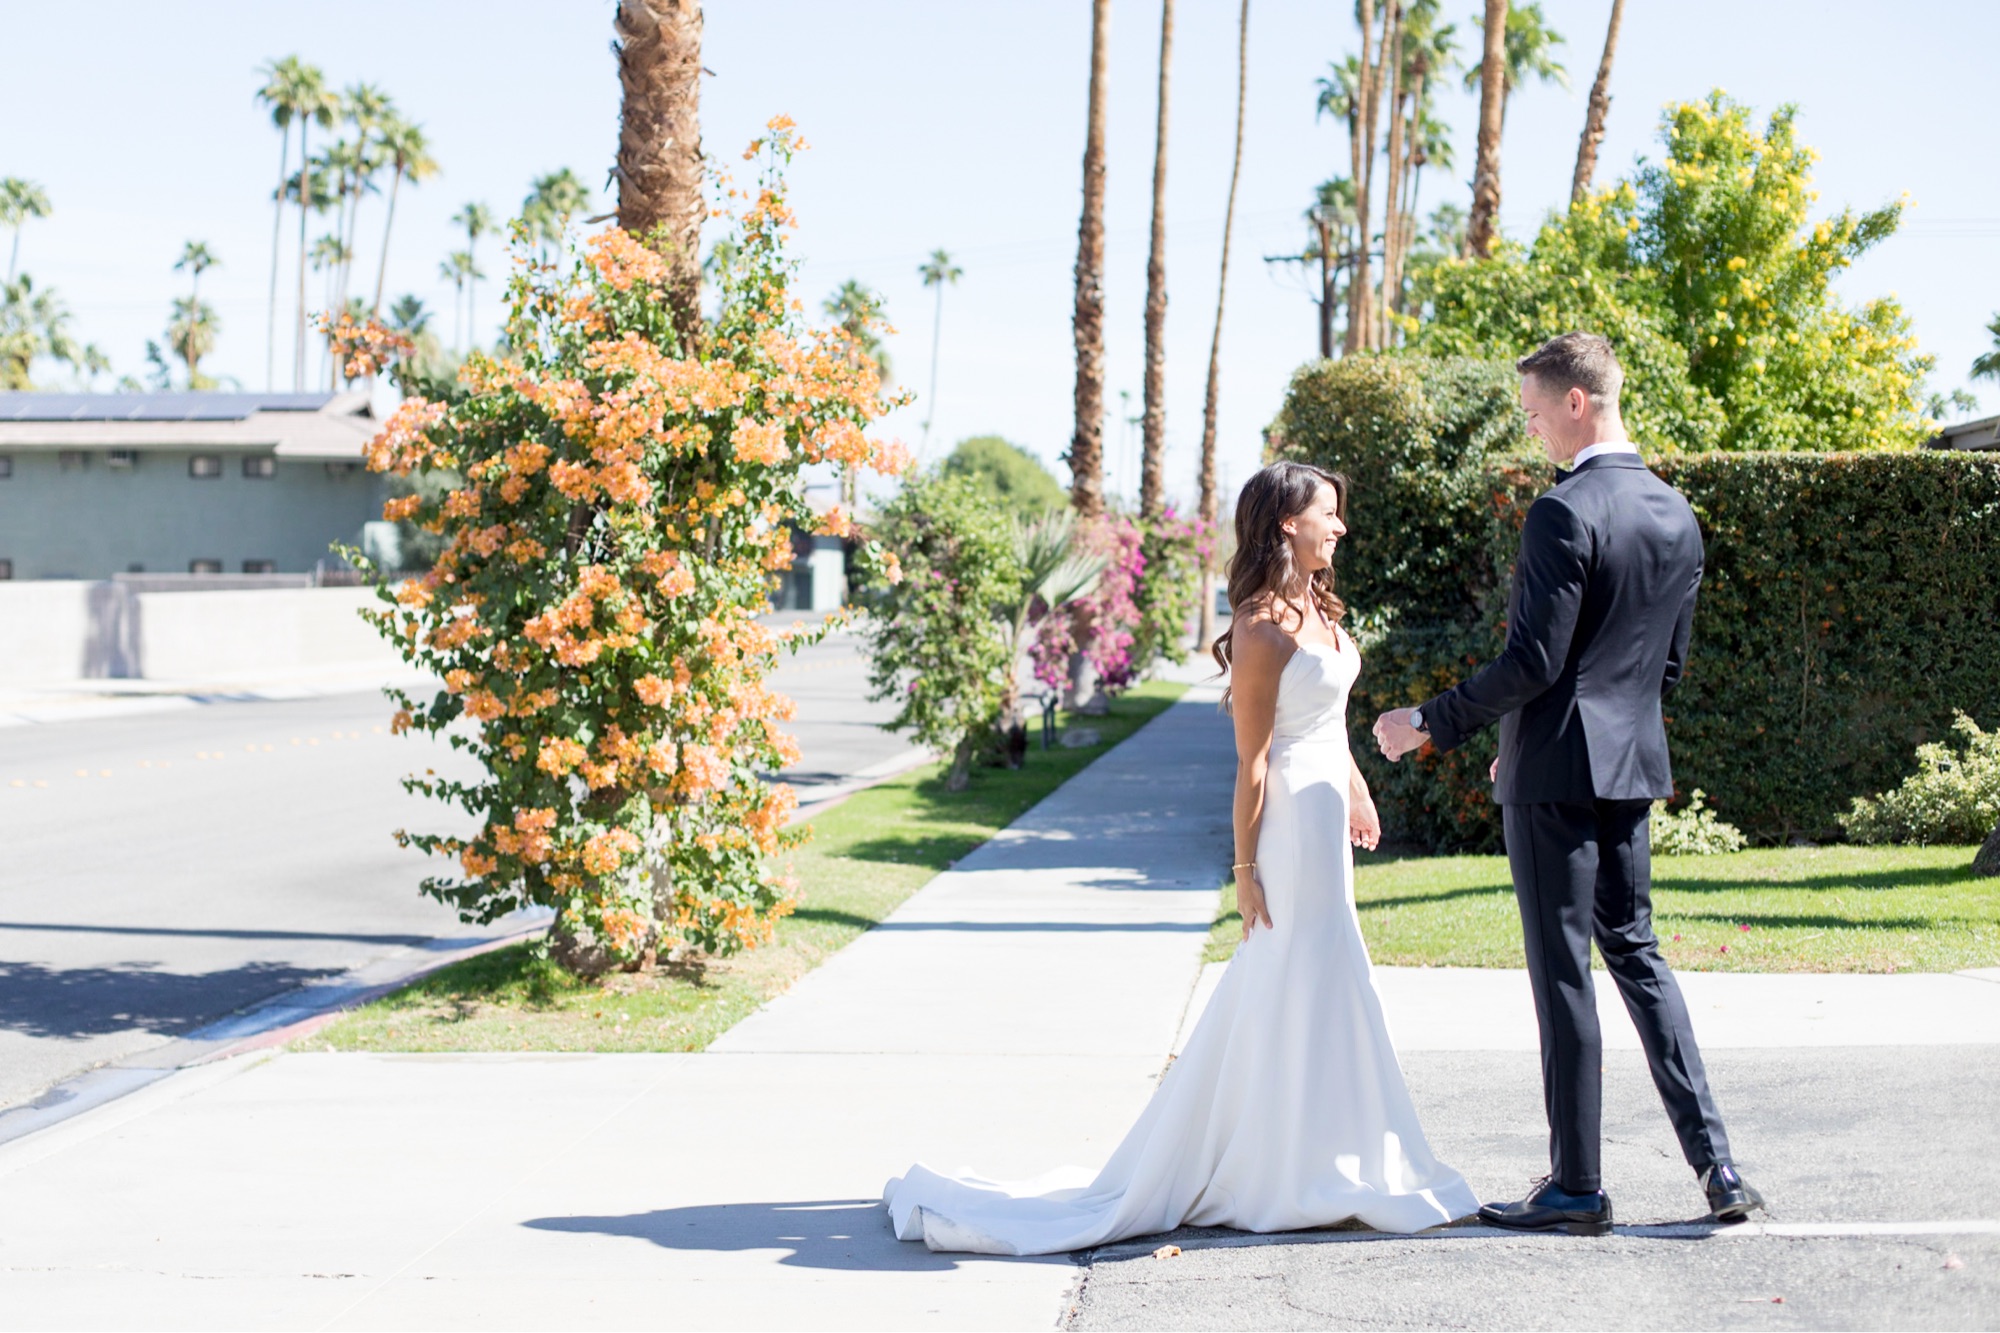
[354,121,907,974]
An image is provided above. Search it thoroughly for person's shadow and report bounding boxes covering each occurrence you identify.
[522,1200,1072,1271]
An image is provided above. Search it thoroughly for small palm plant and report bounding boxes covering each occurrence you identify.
[994,511,1108,765]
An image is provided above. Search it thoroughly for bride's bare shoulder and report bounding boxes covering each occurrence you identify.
[1229,601,1296,672]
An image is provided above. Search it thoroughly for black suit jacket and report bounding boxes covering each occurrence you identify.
[1421,452,1702,805]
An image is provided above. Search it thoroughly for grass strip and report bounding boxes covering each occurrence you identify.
[301,679,1190,1054]
[1202,843,1999,973]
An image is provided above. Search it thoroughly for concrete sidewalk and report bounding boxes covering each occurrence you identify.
[0,682,1236,1331]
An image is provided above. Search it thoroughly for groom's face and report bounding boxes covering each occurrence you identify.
[1519,373,1590,465]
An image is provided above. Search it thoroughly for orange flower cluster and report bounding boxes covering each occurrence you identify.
[318,311,413,381]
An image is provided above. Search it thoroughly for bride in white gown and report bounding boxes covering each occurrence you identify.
[884,461,1479,1255]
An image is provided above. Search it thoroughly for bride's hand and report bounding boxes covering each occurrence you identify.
[1235,869,1273,938]
[1350,792,1382,851]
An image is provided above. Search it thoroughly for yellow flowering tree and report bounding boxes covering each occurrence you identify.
[356,121,907,975]
[1414,90,1934,451]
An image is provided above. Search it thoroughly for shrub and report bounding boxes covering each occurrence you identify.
[1841,714,2000,845]
[1271,354,2000,848]
[1651,790,1749,856]
[1031,514,1145,695]
[940,435,1066,517]
[1130,507,1210,675]
[355,122,905,975]
[853,473,1022,790]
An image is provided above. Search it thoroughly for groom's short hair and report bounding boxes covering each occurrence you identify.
[1517,332,1623,411]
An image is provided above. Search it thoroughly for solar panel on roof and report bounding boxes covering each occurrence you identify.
[0,392,336,422]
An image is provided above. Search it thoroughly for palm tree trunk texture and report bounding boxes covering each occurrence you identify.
[1570,0,1625,205]
[1196,0,1250,651]
[1138,0,1174,521]
[1341,0,1381,354]
[615,0,706,352]
[1389,63,1425,317]
[1465,0,1508,259]
[1069,0,1112,520]
[267,131,289,391]
[1376,10,1407,346]
[1315,211,1336,359]
[295,119,311,391]
[922,282,944,456]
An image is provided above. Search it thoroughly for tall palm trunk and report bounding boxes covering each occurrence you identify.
[266,129,289,391]
[1138,0,1174,521]
[922,282,945,455]
[1388,61,1426,317]
[1341,0,1378,354]
[1570,0,1625,205]
[1069,0,1112,520]
[1465,0,1508,259]
[1375,11,1407,346]
[372,164,403,315]
[615,0,706,351]
[294,118,312,390]
[1196,0,1250,652]
[1314,209,1337,358]
[467,234,480,352]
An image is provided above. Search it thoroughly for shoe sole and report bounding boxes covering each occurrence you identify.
[1479,1214,1615,1237]
[1708,1188,1766,1224]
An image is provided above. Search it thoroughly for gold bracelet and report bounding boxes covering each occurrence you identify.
[1231,861,1257,871]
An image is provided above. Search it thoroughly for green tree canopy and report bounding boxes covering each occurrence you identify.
[1412,90,1934,452]
[939,435,1067,517]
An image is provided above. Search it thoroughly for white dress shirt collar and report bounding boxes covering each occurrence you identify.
[1572,440,1642,468]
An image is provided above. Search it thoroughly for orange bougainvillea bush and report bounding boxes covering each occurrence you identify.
[357,121,907,973]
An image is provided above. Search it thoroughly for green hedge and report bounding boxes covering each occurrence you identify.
[1270,355,2000,848]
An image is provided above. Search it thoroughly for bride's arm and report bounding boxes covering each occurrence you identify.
[1229,620,1288,936]
[1347,758,1382,851]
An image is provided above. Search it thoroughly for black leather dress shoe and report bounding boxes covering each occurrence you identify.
[1700,1162,1767,1223]
[1478,1177,1614,1236]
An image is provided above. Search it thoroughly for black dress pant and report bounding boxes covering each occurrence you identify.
[1502,798,1732,1193]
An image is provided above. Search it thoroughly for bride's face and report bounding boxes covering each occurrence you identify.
[1281,481,1347,574]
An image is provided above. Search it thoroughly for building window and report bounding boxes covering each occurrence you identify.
[325,461,358,478]
[189,559,223,574]
[243,455,277,479]
[0,559,12,580]
[242,559,277,574]
[127,563,145,574]
[106,449,138,470]
[0,455,12,478]
[59,450,88,472]
[189,454,222,479]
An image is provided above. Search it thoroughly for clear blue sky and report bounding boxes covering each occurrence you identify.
[5,0,1995,511]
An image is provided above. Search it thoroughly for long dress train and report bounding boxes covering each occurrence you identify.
[883,638,1479,1254]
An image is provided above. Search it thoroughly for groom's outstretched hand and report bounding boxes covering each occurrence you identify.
[1372,708,1427,761]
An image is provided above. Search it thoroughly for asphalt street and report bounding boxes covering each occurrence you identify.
[0,626,906,1112]
[1068,1044,2000,1331]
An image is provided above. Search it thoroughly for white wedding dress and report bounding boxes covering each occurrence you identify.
[884,636,1479,1254]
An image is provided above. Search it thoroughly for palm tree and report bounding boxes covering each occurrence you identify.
[1139,0,1176,520]
[0,274,87,390]
[284,67,338,389]
[1465,1,1567,254]
[522,168,591,261]
[255,56,312,390]
[1,177,51,282]
[1570,0,1625,204]
[373,117,440,314]
[452,202,495,348]
[309,234,350,387]
[440,251,479,354]
[917,249,962,458]
[1196,0,1251,651]
[334,83,393,309]
[614,0,706,348]
[175,240,218,315]
[1069,0,1113,519]
[1973,313,2000,385]
[167,296,221,389]
[996,511,1109,764]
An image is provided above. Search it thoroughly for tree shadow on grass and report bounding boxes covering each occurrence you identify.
[522,1199,1070,1272]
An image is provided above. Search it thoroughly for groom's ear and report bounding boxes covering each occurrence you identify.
[1568,386,1589,418]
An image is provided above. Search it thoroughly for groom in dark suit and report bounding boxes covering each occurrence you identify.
[1372,332,1765,1235]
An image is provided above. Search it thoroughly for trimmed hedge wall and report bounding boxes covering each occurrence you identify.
[1270,355,2000,848]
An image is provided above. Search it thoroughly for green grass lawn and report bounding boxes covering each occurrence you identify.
[1204,843,1999,974]
[300,679,1190,1054]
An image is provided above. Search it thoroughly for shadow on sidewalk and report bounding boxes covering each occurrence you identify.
[522,1199,1070,1271]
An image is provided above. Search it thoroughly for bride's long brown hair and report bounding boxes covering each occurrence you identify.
[1211,461,1349,703]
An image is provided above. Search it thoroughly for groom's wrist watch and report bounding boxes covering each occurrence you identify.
[1409,706,1430,735]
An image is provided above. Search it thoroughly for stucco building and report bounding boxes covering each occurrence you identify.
[0,391,386,580]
